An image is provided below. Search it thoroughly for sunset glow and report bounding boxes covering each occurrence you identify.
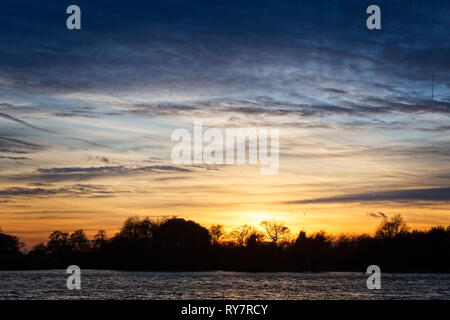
[0,1,449,249]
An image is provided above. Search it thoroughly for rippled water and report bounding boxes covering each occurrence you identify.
[0,270,448,299]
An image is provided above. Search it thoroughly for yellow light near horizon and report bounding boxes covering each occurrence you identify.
[230,212,278,227]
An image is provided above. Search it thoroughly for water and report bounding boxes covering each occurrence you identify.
[0,270,448,300]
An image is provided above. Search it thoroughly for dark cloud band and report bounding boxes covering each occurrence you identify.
[286,187,450,204]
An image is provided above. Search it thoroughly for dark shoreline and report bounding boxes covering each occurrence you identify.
[1,255,448,274]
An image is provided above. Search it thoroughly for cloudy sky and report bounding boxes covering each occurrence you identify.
[0,0,449,247]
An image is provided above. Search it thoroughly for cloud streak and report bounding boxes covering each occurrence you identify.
[367,212,388,218]
[8,165,193,183]
[0,184,117,198]
[286,187,450,204]
[0,137,44,154]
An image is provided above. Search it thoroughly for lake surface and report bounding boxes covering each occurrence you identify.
[0,270,449,300]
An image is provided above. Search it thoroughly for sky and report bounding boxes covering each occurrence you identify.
[0,0,449,247]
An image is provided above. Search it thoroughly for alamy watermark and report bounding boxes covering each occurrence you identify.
[366,265,381,289]
[66,4,380,31]
[66,265,81,290]
[171,121,279,175]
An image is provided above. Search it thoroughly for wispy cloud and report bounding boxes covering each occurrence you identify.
[0,184,117,198]
[0,155,30,160]
[0,112,55,133]
[367,212,388,218]
[8,165,193,183]
[286,187,450,204]
[0,137,44,154]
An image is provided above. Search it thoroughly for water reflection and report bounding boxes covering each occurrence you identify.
[0,270,448,300]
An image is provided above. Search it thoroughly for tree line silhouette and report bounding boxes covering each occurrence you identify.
[0,215,449,272]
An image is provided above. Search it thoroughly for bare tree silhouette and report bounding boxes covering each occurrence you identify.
[118,216,159,242]
[261,220,290,246]
[93,230,108,250]
[0,228,23,254]
[375,214,409,239]
[229,225,261,247]
[46,231,70,255]
[70,229,89,253]
[209,224,224,245]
